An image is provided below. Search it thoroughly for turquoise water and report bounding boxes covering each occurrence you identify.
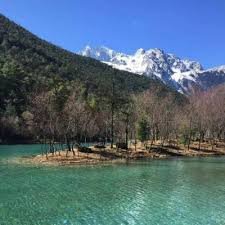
[0,145,225,225]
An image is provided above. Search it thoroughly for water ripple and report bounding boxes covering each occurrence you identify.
[1,147,225,225]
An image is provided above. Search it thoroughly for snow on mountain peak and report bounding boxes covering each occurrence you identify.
[135,48,146,55]
[206,65,225,73]
[80,45,225,94]
[80,45,117,62]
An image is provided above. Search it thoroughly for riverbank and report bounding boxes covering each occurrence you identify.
[21,141,225,166]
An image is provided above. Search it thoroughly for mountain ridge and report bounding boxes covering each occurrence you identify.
[80,46,225,94]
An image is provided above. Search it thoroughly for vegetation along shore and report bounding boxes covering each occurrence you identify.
[0,14,225,165]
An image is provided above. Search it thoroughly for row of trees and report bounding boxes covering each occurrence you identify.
[28,80,132,155]
[1,66,224,153]
[136,86,225,150]
[14,82,224,155]
[186,86,225,150]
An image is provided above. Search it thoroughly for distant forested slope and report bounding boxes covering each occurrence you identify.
[0,14,184,142]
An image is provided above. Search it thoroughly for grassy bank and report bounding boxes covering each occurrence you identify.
[20,141,225,166]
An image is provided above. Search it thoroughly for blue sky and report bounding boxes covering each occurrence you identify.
[0,0,225,68]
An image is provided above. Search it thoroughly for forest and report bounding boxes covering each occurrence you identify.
[0,13,225,154]
[4,81,224,156]
[0,13,182,143]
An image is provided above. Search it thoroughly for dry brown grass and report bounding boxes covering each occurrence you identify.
[22,141,225,166]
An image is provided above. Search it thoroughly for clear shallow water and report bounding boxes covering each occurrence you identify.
[0,145,225,225]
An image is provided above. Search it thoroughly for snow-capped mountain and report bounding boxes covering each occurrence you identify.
[80,46,225,94]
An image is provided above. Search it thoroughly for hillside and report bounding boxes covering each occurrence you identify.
[0,14,184,114]
[0,14,185,142]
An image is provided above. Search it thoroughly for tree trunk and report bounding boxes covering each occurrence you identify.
[198,137,201,151]
[211,137,214,151]
[72,142,75,156]
[125,114,129,149]
[187,118,192,151]
[134,129,137,151]
[65,136,71,157]
[111,105,114,149]
[110,76,115,149]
